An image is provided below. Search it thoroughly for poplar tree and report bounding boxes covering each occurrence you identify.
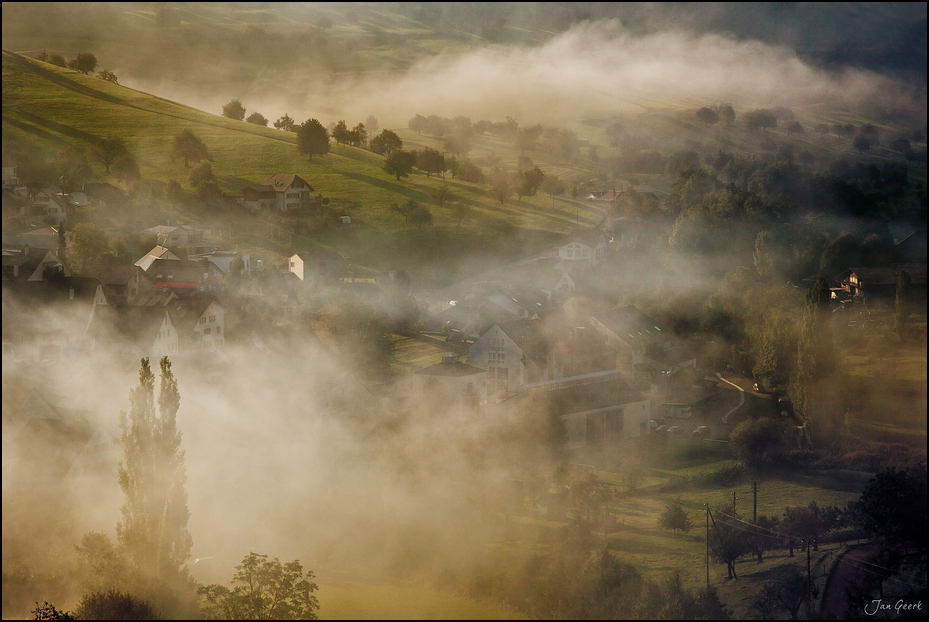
[791,277,833,447]
[117,357,192,583]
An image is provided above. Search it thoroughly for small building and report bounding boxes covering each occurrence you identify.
[540,380,652,449]
[30,188,69,226]
[168,298,226,351]
[2,247,68,281]
[288,251,347,286]
[843,266,927,306]
[590,305,672,377]
[467,320,550,396]
[135,245,180,271]
[83,265,155,306]
[558,229,610,266]
[145,258,225,294]
[142,225,212,255]
[243,174,315,211]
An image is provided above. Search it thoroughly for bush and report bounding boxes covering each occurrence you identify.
[73,590,159,620]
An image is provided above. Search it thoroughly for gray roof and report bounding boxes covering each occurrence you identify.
[415,360,485,377]
[592,305,665,347]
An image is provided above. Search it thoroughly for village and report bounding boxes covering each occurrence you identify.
[4,165,926,500]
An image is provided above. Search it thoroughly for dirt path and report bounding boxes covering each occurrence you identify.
[820,543,878,620]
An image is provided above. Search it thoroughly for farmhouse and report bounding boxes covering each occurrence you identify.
[243,174,314,211]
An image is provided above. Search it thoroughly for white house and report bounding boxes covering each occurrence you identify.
[467,320,550,397]
[559,230,610,266]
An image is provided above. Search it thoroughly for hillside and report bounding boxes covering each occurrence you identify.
[2,50,614,286]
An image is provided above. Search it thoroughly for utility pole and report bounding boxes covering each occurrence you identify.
[732,490,738,515]
[704,503,709,590]
[752,480,759,523]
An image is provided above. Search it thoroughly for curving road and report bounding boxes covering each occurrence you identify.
[716,373,745,423]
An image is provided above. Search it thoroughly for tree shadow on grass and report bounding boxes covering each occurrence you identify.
[15,110,101,144]
[2,114,70,146]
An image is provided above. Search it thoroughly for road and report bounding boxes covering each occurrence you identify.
[716,373,744,423]
[820,543,879,620]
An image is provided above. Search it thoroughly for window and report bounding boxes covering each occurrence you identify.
[209,315,215,322]
[216,326,221,334]
[290,261,295,268]
[204,328,211,335]
[200,317,206,324]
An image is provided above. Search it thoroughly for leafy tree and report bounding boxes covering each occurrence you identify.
[68,52,98,74]
[849,465,927,552]
[659,500,693,533]
[730,417,787,468]
[348,123,368,148]
[189,162,220,198]
[514,124,542,154]
[416,147,446,177]
[170,129,212,168]
[719,103,736,127]
[490,172,513,204]
[31,602,76,620]
[541,175,566,208]
[70,223,117,272]
[785,121,805,135]
[853,135,872,153]
[369,130,403,156]
[97,70,118,84]
[73,589,160,620]
[246,112,268,126]
[117,358,192,582]
[296,119,329,160]
[273,114,296,132]
[331,120,350,145]
[96,135,128,173]
[384,149,416,180]
[222,99,246,121]
[113,153,141,182]
[754,568,808,620]
[48,54,67,68]
[433,183,452,207]
[455,159,485,184]
[408,204,433,230]
[696,107,719,127]
[514,166,545,200]
[745,109,778,132]
[198,552,319,620]
[444,133,471,156]
[708,506,751,579]
[783,501,841,552]
[408,113,427,134]
[365,115,379,136]
[894,270,912,340]
[748,515,782,564]
[889,137,911,152]
[74,531,127,592]
[36,51,49,62]
[452,202,471,228]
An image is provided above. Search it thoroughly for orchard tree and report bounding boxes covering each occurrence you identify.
[416,148,446,177]
[331,120,350,145]
[490,172,513,204]
[113,153,141,182]
[96,135,128,173]
[696,107,719,127]
[515,165,545,200]
[365,115,379,136]
[117,357,192,582]
[198,552,320,620]
[708,507,751,580]
[189,162,220,198]
[170,129,212,168]
[296,119,330,160]
[369,129,403,156]
[719,103,736,127]
[853,135,872,154]
[659,500,693,534]
[754,569,808,621]
[541,174,566,208]
[222,99,246,121]
[745,109,778,132]
[384,149,416,180]
[97,69,118,84]
[273,114,296,132]
[452,202,471,227]
[246,112,268,126]
[68,52,98,74]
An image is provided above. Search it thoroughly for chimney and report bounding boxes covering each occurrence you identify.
[22,244,29,257]
[69,287,74,300]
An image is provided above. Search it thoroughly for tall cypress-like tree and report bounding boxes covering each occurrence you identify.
[117,357,192,582]
[791,276,833,447]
